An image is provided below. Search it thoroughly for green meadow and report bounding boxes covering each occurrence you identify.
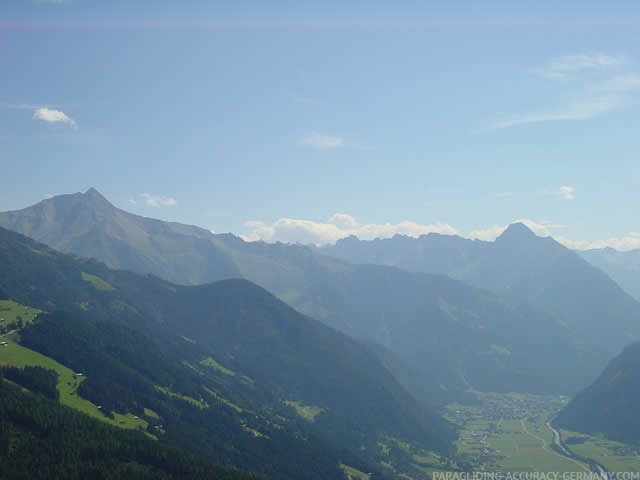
[285,400,324,421]
[81,271,115,291]
[0,338,146,431]
[0,300,41,331]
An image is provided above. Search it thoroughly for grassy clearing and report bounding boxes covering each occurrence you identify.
[491,420,587,472]
[200,356,235,376]
[377,435,459,475]
[204,386,242,413]
[113,412,149,431]
[285,400,324,421]
[81,272,115,291]
[340,464,370,480]
[0,300,41,331]
[155,385,205,408]
[488,344,511,356]
[0,338,146,431]
[144,407,160,419]
[243,425,268,438]
[560,429,640,473]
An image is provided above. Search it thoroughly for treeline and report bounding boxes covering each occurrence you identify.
[19,312,206,415]
[0,379,261,480]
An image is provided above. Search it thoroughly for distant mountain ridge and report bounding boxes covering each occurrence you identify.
[0,191,614,403]
[319,224,640,355]
[578,247,640,302]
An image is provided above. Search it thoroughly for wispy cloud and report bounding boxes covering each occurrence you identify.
[140,193,177,208]
[537,53,629,81]
[0,103,42,110]
[300,131,344,149]
[492,97,619,129]
[493,53,640,129]
[33,107,76,127]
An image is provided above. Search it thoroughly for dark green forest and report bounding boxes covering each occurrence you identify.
[0,377,261,480]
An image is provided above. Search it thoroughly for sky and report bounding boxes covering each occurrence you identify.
[2,1,640,249]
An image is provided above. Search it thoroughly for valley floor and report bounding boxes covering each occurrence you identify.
[445,392,640,474]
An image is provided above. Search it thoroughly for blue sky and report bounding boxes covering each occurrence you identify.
[2,1,640,249]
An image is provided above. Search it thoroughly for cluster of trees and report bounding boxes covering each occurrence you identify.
[0,365,58,400]
[0,315,23,334]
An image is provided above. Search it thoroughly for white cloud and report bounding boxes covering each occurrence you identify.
[558,186,575,200]
[128,198,137,205]
[538,53,629,81]
[328,213,359,229]
[33,107,76,127]
[241,214,457,245]
[544,185,575,200]
[468,224,507,241]
[300,131,344,149]
[140,193,177,208]
[556,233,640,252]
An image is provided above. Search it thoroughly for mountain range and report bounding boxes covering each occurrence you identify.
[0,225,454,479]
[0,189,610,403]
[577,247,640,302]
[4,189,640,474]
[318,226,640,355]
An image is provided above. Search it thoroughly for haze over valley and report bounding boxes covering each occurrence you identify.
[3,1,640,478]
